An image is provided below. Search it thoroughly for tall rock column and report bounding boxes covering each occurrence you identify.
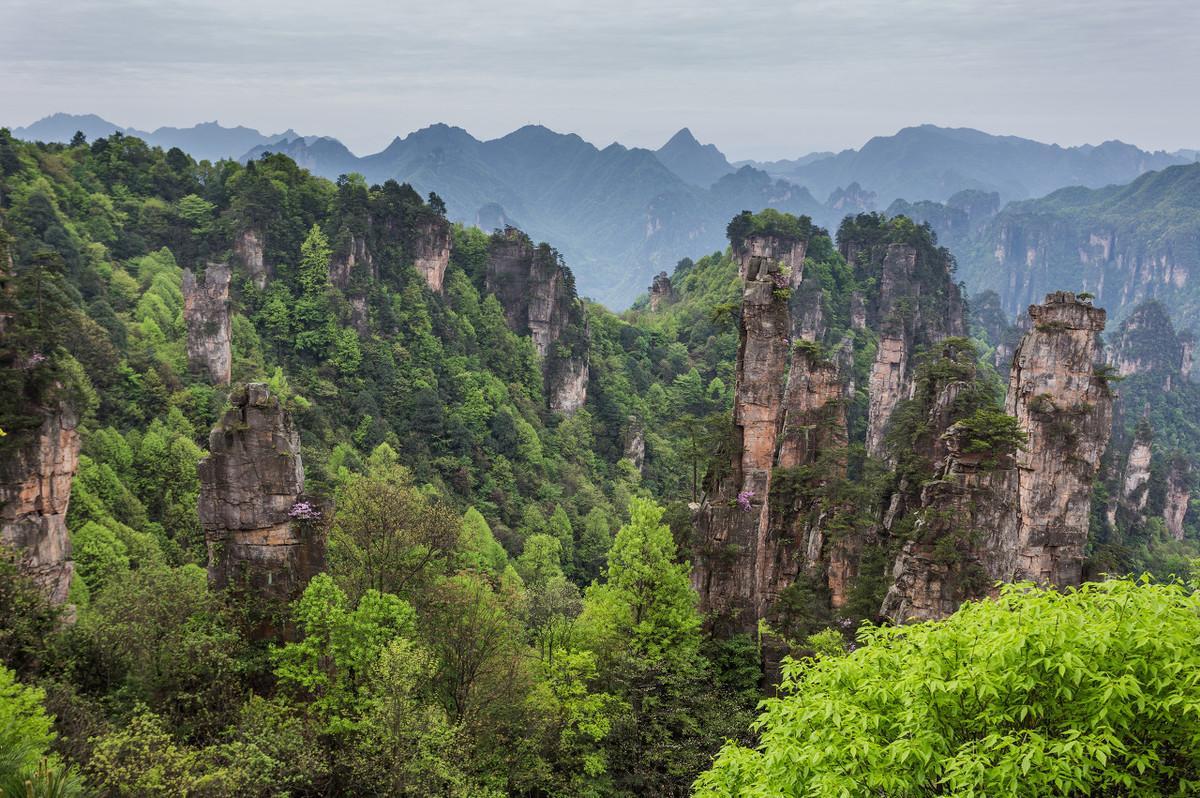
[691,232,808,633]
[881,419,1021,621]
[485,228,589,413]
[1165,456,1192,541]
[234,228,268,290]
[1006,292,1112,586]
[839,236,965,460]
[198,383,324,636]
[882,293,1113,622]
[182,264,232,386]
[0,402,79,605]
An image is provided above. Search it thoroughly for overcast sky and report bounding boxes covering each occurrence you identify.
[3,0,1197,160]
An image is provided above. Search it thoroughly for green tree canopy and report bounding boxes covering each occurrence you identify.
[696,579,1200,797]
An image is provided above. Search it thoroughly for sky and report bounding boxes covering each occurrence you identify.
[3,0,1198,161]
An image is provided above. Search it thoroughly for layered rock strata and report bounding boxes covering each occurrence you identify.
[691,231,823,633]
[412,217,452,293]
[1006,293,1113,586]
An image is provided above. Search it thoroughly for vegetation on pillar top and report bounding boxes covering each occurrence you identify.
[725,208,819,246]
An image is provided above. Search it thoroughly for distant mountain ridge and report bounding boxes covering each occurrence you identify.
[11,112,300,163]
[10,113,1197,308]
[753,125,1188,207]
[242,123,825,306]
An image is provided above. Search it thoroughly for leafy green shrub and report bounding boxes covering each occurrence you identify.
[696,579,1200,797]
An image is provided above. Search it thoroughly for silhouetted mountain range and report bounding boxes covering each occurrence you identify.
[11,112,300,163]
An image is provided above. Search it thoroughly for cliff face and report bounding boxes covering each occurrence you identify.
[329,233,374,291]
[1007,293,1113,586]
[485,227,589,413]
[691,231,828,633]
[882,293,1114,621]
[0,402,79,605]
[959,165,1200,336]
[181,264,232,385]
[198,384,323,634]
[1115,427,1153,521]
[1107,301,1187,390]
[842,238,966,458]
[412,217,451,294]
[1165,457,1192,541]
[882,422,1020,621]
[234,228,268,289]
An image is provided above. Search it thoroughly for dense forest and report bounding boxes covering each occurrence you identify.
[2,129,1199,796]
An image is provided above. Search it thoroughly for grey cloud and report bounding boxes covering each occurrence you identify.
[2,0,1197,158]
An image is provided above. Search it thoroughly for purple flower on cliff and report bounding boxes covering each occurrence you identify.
[288,501,321,520]
[736,490,755,511]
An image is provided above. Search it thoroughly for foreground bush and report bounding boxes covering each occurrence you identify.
[695,579,1200,797]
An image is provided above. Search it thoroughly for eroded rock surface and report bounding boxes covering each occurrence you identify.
[198,384,323,632]
[883,293,1113,621]
[486,227,589,412]
[1165,456,1192,541]
[1006,292,1113,586]
[691,230,824,633]
[234,228,268,289]
[0,402,79,605]
[649,271,673,311]
[413,217,452,293]
[182,264,232,385]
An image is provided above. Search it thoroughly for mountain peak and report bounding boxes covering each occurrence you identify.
[663,127,700,148]
[655,127,733,188]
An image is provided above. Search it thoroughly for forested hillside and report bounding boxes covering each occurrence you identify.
[2,128,1198,796]
[957,163,1200,334]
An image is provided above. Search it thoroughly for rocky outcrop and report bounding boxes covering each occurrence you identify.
[1006,292,1113,586]
[329,233,374,291]
[1107,301,1187,390]
[181,264,232,386]
[882,421,1020,621]
[842,237,965,459]
[1117,426,1153,520]
[413,217,451,293]
[866,335,908,458]
[234,228,268,289]
[776,347,846,470]
[198,384,323,635]
[0,402,79,605]
[1165,456,1191,541]
[692,229,836,633]
[622,416,646,473]
[649,271,673,311]
[883,293,1113,621]
[548,353,589,414]
[486,227,589,413]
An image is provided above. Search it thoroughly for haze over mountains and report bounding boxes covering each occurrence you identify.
[11,112,1197,307]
